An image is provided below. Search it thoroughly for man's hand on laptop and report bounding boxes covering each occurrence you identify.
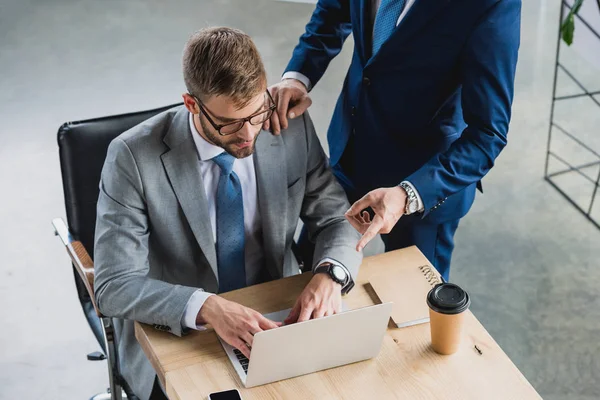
[285,273,342,325]
[197,296,281,358]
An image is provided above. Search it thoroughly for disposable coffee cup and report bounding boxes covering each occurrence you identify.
[426,283,471,355]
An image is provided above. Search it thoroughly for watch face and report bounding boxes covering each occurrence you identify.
[408,201,418,214]
[332,265,346,281]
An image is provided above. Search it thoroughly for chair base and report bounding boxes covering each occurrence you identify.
[90,389,128,400]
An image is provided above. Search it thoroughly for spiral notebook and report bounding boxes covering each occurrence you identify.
[369,264,443,328]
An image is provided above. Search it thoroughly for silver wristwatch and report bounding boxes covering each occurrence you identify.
[314,262,354,294]
[399,182,419,215]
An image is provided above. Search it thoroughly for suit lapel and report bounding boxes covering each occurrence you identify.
[354,0,372,65]
[366,0,454,66]
[253,130,287,279]
[161,108,218,279]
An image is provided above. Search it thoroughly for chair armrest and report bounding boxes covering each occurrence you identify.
[52,218,102,317]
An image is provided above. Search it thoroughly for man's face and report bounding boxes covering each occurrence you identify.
[195,92,267,159]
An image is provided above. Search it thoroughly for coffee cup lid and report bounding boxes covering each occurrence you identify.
[427,283,470,314]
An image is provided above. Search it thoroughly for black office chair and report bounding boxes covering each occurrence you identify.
[52,103,181,400]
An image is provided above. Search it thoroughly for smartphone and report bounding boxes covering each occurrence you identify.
[207,389,242,400]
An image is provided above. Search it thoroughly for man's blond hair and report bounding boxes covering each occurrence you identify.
[183,27,266,108]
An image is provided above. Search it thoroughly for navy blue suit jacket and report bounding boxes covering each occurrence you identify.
[285,0,521,223]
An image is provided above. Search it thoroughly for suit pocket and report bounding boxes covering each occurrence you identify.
[287,178,305,227]
[287,178,304,198]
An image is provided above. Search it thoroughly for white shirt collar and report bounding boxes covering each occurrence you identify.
[189,112,225,161]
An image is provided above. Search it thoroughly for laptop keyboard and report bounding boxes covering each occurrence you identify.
[233,348,249,374]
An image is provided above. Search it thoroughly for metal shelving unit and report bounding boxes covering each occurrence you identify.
[545,0,600,229]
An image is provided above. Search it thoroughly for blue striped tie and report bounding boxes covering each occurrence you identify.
[212,152,246,293]
[372,0,406,56]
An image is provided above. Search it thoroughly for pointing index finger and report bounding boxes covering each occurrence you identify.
[357,215,384,252]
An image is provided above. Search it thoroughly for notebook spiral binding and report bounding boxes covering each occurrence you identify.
[418,265,442,286]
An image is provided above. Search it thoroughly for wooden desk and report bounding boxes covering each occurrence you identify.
[135,247,541,399]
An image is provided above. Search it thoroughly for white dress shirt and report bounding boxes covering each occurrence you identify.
[282,0,424,212]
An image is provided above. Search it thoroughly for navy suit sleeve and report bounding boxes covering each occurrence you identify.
[406,0,521,215]
[284,0,353,87]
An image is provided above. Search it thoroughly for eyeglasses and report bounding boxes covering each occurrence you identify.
[194,91,276,136]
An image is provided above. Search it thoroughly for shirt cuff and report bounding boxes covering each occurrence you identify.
[282,71,312,91]
[182,290,215,331]
[401,181,425,212]
[313,258,353,291]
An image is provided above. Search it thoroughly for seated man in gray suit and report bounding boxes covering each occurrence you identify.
[93,27,363,400]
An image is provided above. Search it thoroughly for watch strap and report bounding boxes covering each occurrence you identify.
[314,262,353,294]
[400,182,419,215]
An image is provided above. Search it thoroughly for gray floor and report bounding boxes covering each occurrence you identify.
[1,0,599,399]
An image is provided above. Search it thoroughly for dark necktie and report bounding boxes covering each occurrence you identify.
[212,152,246,293]
[372,0,407,55]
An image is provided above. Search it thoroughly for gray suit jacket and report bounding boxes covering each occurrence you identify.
[93,106,362,400]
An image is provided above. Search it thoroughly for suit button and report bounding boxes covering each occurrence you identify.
[153,324,171,332]
[363,77,370,86]
[352,128,356,136]
[351,106,356,116]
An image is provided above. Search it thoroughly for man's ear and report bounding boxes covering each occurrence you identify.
[182,93,198,114]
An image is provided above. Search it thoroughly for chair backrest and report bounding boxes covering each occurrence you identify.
[57,103,182,347]
[57,103,181,256]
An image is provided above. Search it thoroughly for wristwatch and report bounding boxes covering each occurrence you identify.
[314,262,354,294]
[399,182,419,215]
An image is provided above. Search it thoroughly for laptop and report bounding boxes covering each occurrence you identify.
[219,302,393,388]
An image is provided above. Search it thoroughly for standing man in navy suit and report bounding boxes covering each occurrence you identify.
[266,0,521,280]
